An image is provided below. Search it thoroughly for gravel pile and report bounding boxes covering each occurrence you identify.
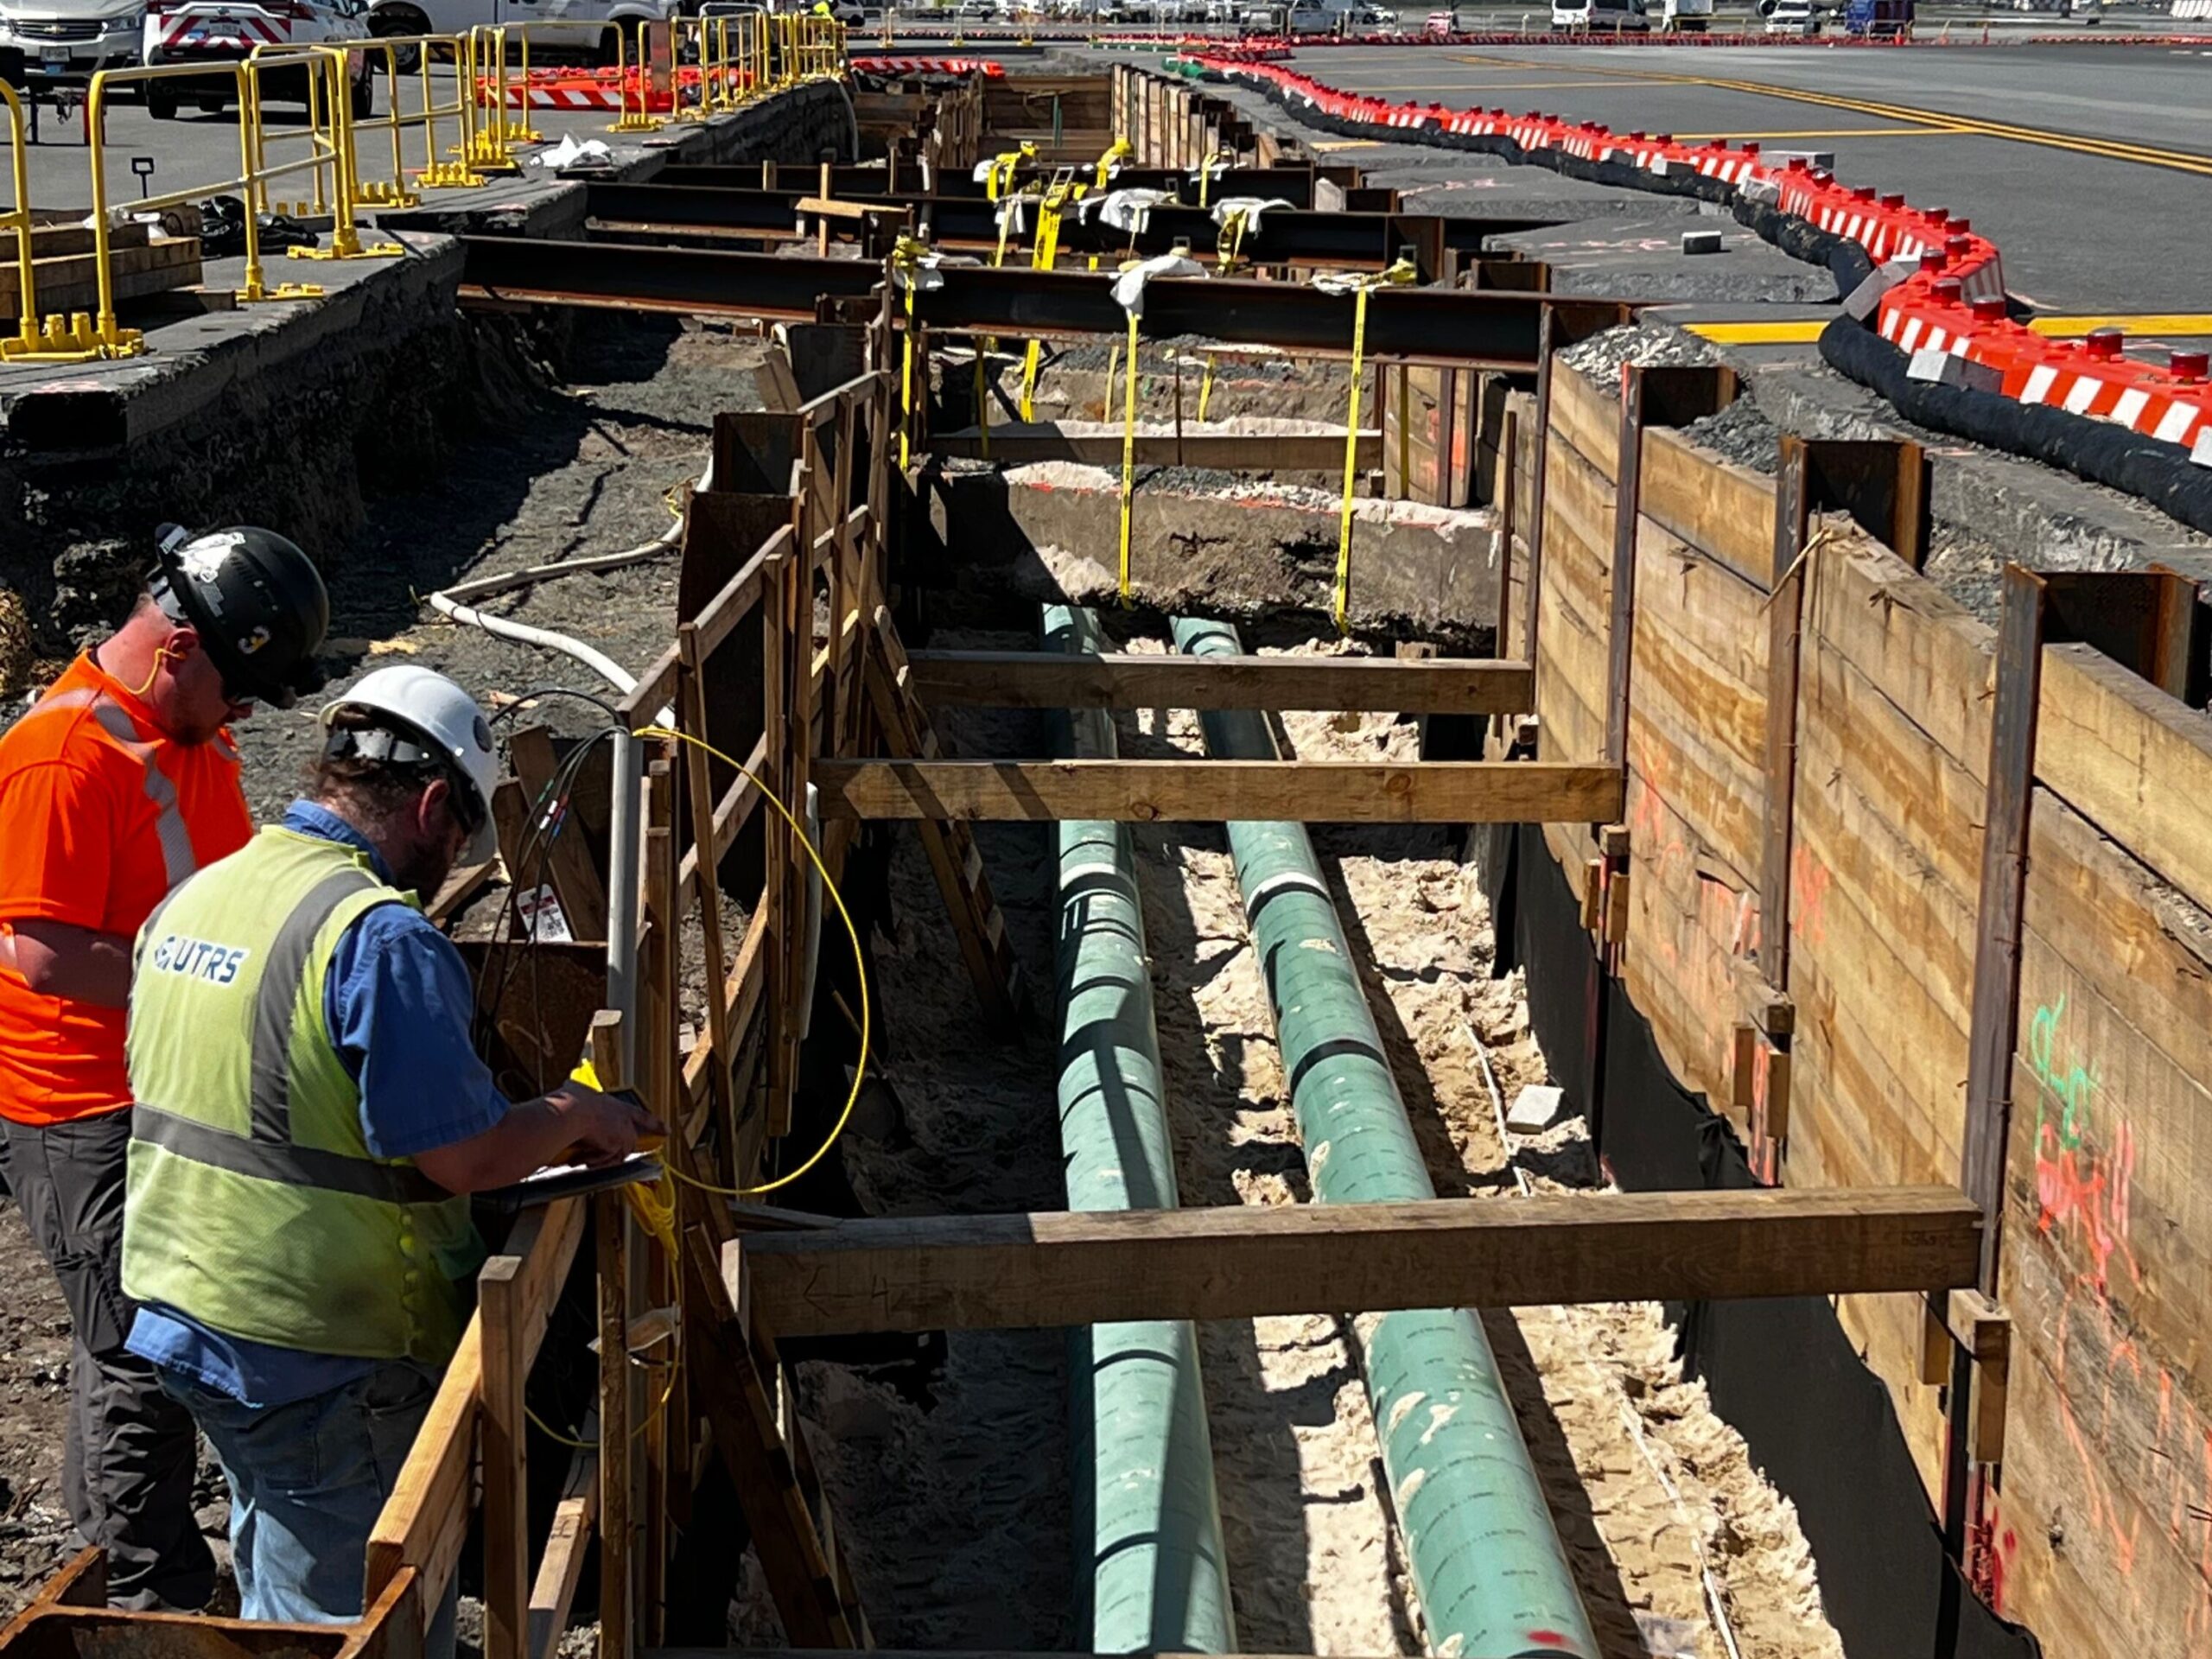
[1557,321,1720,379]
[1681,397,1783,475]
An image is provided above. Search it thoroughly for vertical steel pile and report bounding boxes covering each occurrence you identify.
[1047,605,1236,1655]
[1170,614,1598,1659]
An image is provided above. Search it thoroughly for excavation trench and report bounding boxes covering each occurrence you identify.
[0,309,1841,1658]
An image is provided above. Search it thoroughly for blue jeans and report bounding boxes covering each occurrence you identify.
[158,1361,457,1659]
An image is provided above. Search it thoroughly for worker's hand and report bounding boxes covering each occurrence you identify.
[549,1082,666,1169]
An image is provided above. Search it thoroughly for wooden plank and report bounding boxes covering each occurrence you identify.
[1758,442,1809,986]
[927,427,1381,469]
[1962,565,2046,1290]
[365,1199,586,1629]
[0,235,201,315]
[594,1188,632,1659]
[480,1257,529,1659]
[1546,358,1620,480]
[508,727,610,943]
[2035,639,2212,918]
[695,525,785,661]
[810,759,1625,824]
[529,1457,598,1659]
[679,1229,857,1648]
[1639,426,1777,588]
[902,651,1533,715]
[729,1187,1982,1338]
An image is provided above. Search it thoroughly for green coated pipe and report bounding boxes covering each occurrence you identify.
[1172,614,1598,1659]
[1048,605,1236,1656]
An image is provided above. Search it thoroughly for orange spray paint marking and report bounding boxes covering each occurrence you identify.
[1789,843,1829,945]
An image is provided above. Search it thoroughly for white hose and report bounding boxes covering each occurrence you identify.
[425,455,710,724]
[427,591,644,696]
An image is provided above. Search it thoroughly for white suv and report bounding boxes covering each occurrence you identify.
[140,0,372,118]
[0,0,143,86]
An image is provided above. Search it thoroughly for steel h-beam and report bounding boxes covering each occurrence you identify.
[583,183,1558,279]
[458,236,1637,366]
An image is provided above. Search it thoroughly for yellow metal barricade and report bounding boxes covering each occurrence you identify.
[78,60,332,357]
[611,19,665,131]
[0,81,111,363]
[353,34,486,196]
[245,43,406,260]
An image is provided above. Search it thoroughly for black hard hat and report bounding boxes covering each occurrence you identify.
[149,524,331,709]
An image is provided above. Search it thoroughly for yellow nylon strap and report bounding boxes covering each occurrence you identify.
[1117,308,1141,606]
[1018,183,1070,423]
[1196,149,1220,208]
[893,235,926,471]
[1334,283,1372,635]
[1093,137,1131,191]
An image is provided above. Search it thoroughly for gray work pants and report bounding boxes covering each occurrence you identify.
[0,1109,216,1611]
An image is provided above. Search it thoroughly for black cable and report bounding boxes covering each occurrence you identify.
[487,686,626,728]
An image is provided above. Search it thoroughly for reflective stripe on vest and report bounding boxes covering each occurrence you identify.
[132,1104,448,1206]
[23,685,198,888]
[249,868,377,1146]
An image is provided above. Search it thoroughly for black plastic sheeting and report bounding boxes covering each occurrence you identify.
[1821,315,2212,538]
[1478,821,2044,1659]
[1211,67,2212,534]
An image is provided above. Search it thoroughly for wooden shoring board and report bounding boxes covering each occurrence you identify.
[726,1186,1983,1338]
[680,1227,862,1648]
[902,651,1534,715]
[365,1199,587,1630]
[861,612,1026,1024]
[1995,782,2212,1659]
[812,758,1624,825]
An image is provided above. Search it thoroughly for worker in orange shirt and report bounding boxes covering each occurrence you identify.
[0,526,329,1611]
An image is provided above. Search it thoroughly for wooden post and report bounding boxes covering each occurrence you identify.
[1522,306,1555,680]
[480,1256,528,1659]
[677,624,739,1134]
[594,1186,632,1659]
[1946,561,2047,1604]
[1604,365,1646,767]
[761,541,791,1136]
[1759,441,1811,988]
[641,761,677,1640]
[1494,405,1518,664]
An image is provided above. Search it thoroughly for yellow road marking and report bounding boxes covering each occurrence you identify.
[1683,320,1827,344]
[1684,314,2212,346]
[1311,138,1383,151]
[1446,50,2212,175]
[1664,125,1964,141]
[2030,313,2212,338]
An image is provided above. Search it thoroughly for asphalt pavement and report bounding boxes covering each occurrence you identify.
[10,64,658,227]
[1278,40,2212,312]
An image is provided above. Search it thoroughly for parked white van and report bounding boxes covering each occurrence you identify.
[366,0,683,61]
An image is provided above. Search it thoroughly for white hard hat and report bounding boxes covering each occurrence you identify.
[319,665,500,866]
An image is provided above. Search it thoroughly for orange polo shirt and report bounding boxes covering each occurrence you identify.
[0,653,252,1126]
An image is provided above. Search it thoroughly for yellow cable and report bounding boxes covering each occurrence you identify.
[631,723,869,1202]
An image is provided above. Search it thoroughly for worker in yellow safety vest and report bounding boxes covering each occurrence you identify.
[119,664,659,1655]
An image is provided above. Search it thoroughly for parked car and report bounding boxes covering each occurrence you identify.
[0,0,143,89]
[365,0,680,67]
[1764,0,1816,30]
[1549,0,1585,25]
[141,0,373,117]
